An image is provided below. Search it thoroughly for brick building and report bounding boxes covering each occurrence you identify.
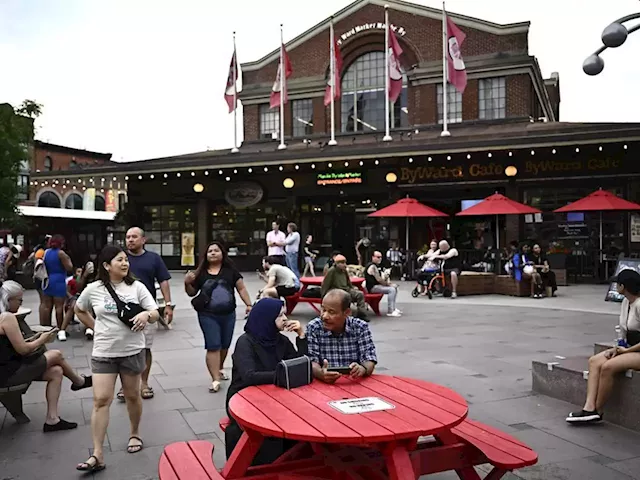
[29,0,640,278]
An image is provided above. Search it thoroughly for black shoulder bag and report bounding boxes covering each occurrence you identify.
[274,356,312,390]
[105,283,145,329]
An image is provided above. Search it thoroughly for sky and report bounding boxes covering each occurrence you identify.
[1,0,639,162]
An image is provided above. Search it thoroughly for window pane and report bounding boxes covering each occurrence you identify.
[436,84,463,124]
[259,104,280,139]
[478,77,506,120]
[292,99,313,137]
[65,193,83,210]
[95,196,106,211]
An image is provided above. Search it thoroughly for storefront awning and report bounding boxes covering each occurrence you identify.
[18,205,116,221]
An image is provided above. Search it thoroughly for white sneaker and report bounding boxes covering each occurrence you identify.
[394,308,403,314]
[85,328,94,340]
[451,292,458,299]
[387,311,402,317]
[57,330,67,342]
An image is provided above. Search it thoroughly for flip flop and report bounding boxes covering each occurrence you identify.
[141,387,154,399]
[76,455,106,472]
[127,436,144,454]
[219,371,230,381]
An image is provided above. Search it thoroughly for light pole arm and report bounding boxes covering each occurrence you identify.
[583,12,640,75]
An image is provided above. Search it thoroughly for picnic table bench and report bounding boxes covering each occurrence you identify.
[285,276,383,316]
[159,375,537,479]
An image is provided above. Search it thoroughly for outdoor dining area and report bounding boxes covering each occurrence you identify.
[159,374,538,479]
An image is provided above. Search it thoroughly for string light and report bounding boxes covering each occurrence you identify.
[344,161,349,167]
[295,165,299,170]
[428,157,432,162]
[219,170,223,175]
[125,176,129,181]
[552,149,556,154]
[225,176,231,181]
[279,166,283,171]
[264,167,268,172]
[328,163,332,168]
[508,151,513,157]
[138,175,142,180]
[311,164,315,169]
[599,146,603,152]
[408,158,413,163]
[233,169,237,174]
[101,178,105,182]
[374,160,379,165]
[530,150,535,155]
[575,147,580,153]
[624,144,628,150]
[446,156,451,161]
[488,153,492,158]
[248,168,252,173]
[177,172,181,177]
[191,172,195,177]
[467,154,471,159]
[204,171,209,175]
[359,161,363,166]
[112,177,117,181]
[151,174,155,179]
[164,173,168,178]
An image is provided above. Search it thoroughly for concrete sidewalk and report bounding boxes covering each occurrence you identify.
[1,278,638,479]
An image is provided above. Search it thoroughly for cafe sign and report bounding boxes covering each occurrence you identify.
[317,171,363,186]
[337,23,407,45]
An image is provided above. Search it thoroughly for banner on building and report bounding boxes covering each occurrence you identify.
[83,188,96,211]
[106,190,117,212]
[181,232,195,267]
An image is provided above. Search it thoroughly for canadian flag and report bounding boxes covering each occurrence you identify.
[324,38,343,106]
[270,44,293,109]
[446,16,467,94]
[388,26,404,103]
[224,50,238,113]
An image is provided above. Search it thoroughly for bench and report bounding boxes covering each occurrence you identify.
[449,272,496,296]
[159,440,223,479]
[494,275,531,297]
[285,292,383,316]
[0,383,31,424]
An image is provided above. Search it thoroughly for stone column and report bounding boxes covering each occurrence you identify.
[196,197,209,263]
[504,181,520,246]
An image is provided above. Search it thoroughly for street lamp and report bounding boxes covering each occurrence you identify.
[584,12,640,76]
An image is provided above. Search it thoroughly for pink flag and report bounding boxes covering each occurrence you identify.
[270,44,293,109]
[324,39,343,106]
[446,16,467,94]
[388,26,404,103]
[224,50,238,113]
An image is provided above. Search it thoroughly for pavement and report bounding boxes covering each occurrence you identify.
[1,276,640,480]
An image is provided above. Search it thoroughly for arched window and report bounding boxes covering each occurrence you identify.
[38,191,61,208]
[44,155,53,171]
[65,193,83,210]
[341,51,408,133]
[95,195,106,211]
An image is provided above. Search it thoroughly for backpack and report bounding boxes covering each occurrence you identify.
[204,279,235,314]
[33,257,49,289]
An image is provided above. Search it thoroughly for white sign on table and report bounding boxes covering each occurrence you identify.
[329,397,395,415]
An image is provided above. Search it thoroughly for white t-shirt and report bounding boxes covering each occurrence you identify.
[268,264,297,288]
[266,230,286,256]
[76,280,158,358]
[620,297,640,336]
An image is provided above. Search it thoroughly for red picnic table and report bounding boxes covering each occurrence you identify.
[285,276,383,316]
[159,374,538,479]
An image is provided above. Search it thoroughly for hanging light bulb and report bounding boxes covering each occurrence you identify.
[279,166,283,171]
[552,149,556,154]
[177,172,181,177]
[138,175,142,180]
[311,164,315,169]
[359,161,363,166]
[191,172,195,177]
[248,168,252,173]
[374,160,379,165]
[295,165,299,170]
[264,167,268,172]
[328,163,333,168]
[408,158,413,163]
[163,173,168,178]
[488,153,492,158]
[204,171,209,175]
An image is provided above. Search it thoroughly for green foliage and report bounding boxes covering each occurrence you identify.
[15,99,43,119]
[0,102,35,226]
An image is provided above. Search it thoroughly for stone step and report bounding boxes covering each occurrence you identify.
[532,353,640,432]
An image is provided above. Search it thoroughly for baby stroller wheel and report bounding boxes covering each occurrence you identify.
[411,287,420,298]
[427,290,433,299]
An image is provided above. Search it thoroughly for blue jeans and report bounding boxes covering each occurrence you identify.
[286,251,300,278]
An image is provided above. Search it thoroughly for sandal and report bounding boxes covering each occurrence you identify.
[117,389,125,402]
[141,386,154,399]
[219,371,230,381]
[127,436,144,454]
[209,381,221,393]
[76,455,106,472]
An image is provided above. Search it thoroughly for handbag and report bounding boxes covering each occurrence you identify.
[274,355,312,390]
[105,283,145,329]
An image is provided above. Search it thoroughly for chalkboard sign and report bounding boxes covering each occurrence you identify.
[605,258,640,302]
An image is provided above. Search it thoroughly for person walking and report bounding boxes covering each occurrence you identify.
[285,223,301,278]
[302,235,319,278]
[116,227,172,402]
[184,241,252,393]
[41,235,73,327]
[74,245,159,473]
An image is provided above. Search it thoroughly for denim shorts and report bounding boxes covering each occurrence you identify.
[197,311,237,351]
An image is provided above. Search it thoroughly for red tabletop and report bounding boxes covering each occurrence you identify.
[300,276,365,287]
[228,374,467,445]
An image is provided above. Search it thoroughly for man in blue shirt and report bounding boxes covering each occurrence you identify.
[306,289,377,383]
[120,226,173,401]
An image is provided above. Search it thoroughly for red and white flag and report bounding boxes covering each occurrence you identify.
[224,50,238,113]
[324,38,343,106]
[270,44,293,109]
[388,26,404,103]
[446,16,467,94]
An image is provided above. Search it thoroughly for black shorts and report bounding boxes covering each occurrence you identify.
[276,286,298,298]
[3,354,47,386]
[444,268,460,276]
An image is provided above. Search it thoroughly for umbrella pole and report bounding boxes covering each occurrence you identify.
[406,217,409,251]
[599,210,603,263]
[496,214,500,274]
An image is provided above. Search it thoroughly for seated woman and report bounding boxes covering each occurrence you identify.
[416,240,440,295]
[225,297,307,463]
[531,244,557,297]
[520,244,543,298]
[0,280,91,431]
[567,269,640,424]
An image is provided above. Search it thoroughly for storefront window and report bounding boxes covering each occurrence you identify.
[143,205,195,257]
[436,84,462,124]
[211,206,269,257]
[292,99,313,137]
[341,51,408,132]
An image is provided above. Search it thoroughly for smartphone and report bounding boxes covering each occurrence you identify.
[327,366,352,375]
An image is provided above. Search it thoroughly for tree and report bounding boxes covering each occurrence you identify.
[0,102,38,226]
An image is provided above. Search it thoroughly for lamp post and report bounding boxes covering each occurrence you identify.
[583,12,640,76]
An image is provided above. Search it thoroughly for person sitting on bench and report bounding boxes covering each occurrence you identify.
[531,244,557,297]
[259,256,299,299]
[566,269,640,424]
[365,251,401,317]
[321,255,368,321]
[0,280,92,432]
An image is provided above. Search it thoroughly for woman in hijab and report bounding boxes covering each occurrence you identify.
[225,297,307,463]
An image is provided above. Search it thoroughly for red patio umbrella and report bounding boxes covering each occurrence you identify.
[554,188,640,261]
[456,193,541,250]
[368,198,448,250]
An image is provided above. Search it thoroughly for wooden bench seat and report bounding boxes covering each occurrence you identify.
[0,382,31,424]
[285,292,383,316]
[451,418,538,473]
[448,272,496,296]
[159,440,224,479]
[494,275,531,297]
